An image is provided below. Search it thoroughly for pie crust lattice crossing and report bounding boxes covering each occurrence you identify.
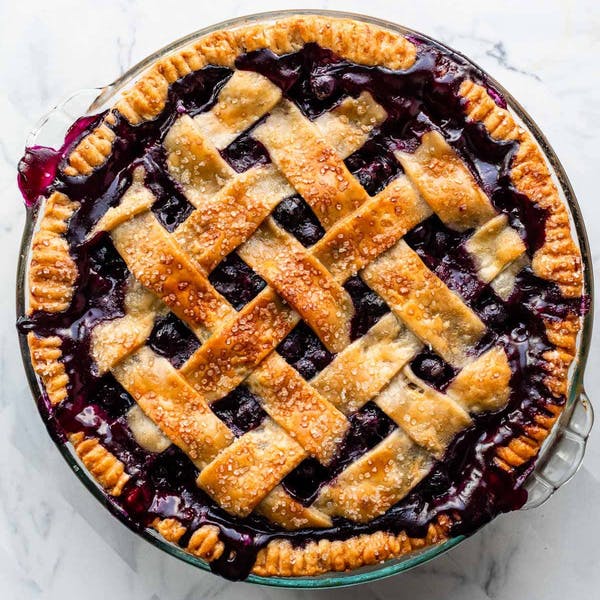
[58,69,523,528]
[22,15,584,579]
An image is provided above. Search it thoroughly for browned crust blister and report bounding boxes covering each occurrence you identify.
[26,15,585,578]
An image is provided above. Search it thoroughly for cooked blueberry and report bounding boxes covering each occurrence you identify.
[344,275,390,339]
[332,403,397,471]
[272,196,325,246]
[148,313,200,368]
[221,126,270,172]
[211,386,267,436]
[277,322,334,379]
[345,137,402,196]
[282,458,329,503]
[209,253,266,310]
[410,350,456,391]
[151,190,194,232]
[310,73,336,100]
[88,235,128,281]
[92,374,135,417]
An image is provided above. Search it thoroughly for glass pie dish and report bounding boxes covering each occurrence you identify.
[16,9,594,588]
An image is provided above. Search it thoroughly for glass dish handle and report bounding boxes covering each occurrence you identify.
[26,88,105,149]
[523,390,594,509]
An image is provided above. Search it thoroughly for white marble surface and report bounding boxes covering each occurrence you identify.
[1,1,599,598]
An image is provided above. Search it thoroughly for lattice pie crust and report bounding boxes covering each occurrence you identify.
[25,15,582,577]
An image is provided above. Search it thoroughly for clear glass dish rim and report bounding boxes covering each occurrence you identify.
[15,8,594,589]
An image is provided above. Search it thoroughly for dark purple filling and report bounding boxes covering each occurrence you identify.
[148,313,200,369]
[345,132,404,195]
[209,253,266,310]
[220,120,271,172]
[277,321,334,379]
[211,386,267,437]
[283,402,397,503]
[410,350,457,391]
[148,159,196,232]
[344,275,391,339]
[272,194,325,246]
[18,114,104,206]
[16,36,585,581]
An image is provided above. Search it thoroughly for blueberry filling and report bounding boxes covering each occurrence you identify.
[148,156,196,232]
[410,350,457,391]
[16,36,586,581]
[282,403,397,504]
[277,321,334,379]
[272,195,326,246]
[208,253,267,310]
[345,131,404,195]
[148,313,200,368]
[17,114,104,206]
[344,275,391,340]
[220,120,271,172]
[211,386,267,437]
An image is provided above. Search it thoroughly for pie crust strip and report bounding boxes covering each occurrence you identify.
[362,241,486,367]
[27,16,584,577]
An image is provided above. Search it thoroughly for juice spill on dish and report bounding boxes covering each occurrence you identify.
[17,37,585,580]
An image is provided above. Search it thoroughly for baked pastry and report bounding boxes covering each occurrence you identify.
[18,15,586,581]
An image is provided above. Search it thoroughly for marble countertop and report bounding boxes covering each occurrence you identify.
[1,1,598,598]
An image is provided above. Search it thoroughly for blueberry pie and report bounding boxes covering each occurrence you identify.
[18,15,585,580]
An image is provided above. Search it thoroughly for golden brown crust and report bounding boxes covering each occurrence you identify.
[27,333,69,405]
[314,430,433,521]
[396,131,496,231]
[362,241,486,367]
[459,80,583,471]
[197,420,306,517]
[254,486,332,530]
[253,100,370,230]
[180,288,298,400]
[311,313,421,414]
[28,192,78,314]
[150,514,451,577]
[65,119,116,177]
[238,218,354,352]
[253,517,451,577]
[459,80,583,299]
[172,164,293,273]
[63,16,416,177]
[26,15,585,579]
[113,346,234,469]
[111,211,234,340]
[313,176,432,281]
[187,525,225,561]
[247,353,349,465]
[69,432,130,496]
[152,517,187,544]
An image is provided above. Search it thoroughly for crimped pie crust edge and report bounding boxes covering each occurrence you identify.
[24,14,584,578]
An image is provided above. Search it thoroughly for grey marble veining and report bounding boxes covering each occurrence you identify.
[1,1,598,599]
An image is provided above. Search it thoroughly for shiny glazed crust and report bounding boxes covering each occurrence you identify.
[25,15,584,578]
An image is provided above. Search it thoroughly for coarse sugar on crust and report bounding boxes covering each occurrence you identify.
[24,15,585,579]
[63,16,417,177]
[459,79,583,472]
